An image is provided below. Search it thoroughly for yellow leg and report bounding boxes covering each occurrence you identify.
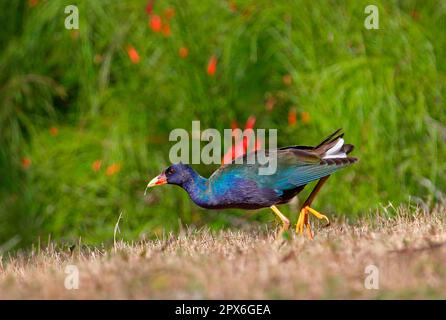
[295,206,330,239]
[295,176,331,239]
[270,205,290,238]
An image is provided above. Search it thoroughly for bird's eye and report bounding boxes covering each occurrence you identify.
[166,167,175,174]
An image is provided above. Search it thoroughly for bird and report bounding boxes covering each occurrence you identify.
[146,129,358,239]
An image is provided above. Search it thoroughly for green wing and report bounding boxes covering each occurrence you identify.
[212,148,355,191]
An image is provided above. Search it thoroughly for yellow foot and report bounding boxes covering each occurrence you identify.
[270,205,290,240]
[295,206,330,239]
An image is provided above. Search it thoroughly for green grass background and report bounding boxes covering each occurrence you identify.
[0,0,445,249]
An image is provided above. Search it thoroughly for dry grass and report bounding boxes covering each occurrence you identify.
[1,205,446,299]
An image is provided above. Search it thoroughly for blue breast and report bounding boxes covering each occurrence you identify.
[182,171,281,210]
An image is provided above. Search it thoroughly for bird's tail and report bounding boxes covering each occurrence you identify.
[314,128,355,160]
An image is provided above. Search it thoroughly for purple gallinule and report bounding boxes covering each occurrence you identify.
[146,129,357,239]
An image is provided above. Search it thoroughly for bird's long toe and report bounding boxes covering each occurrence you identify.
[296,206,328,239]
[295,208,307,235]
[306,206,330,226]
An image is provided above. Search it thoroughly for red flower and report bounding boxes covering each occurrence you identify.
[179,47,189,58]
[301,111,310,124]
[228,1,237,12]
[164,7,175,20]
[70,30,79,40]
[245,115,256,129]
[106,163,121,176]
[288,108,297,126]
[282,74,292,86]
[207,55,217,76]
[94,54,103,64]
[92,160,102,172]
[410,10,421,21]
[265,96,276,111]
[22,157,31,169]
[222,116,262,165]
[28,0,39,7]
[149,14,162,32]
[162,24,171,37]
[126,45,140,64]
[230,120,238,131]
[145,0,155,15]
[49,127,59,136]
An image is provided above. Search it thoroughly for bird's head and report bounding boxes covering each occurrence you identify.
[146,163,194,190]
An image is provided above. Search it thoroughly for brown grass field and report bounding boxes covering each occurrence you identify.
[1,205,446,299]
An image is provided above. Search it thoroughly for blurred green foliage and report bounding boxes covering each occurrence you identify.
[0,0,445,249]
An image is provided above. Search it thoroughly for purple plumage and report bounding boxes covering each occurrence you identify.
[147,129,357,210]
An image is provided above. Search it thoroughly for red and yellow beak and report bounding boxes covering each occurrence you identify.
[146,172,167,188]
